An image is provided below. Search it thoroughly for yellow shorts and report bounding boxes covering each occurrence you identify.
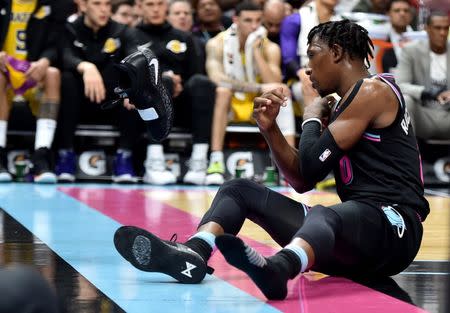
[230,93,257,123]
[6,87,42,116]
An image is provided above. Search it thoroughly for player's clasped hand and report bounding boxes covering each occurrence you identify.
[252,87,287,131]
[303,95,336,127]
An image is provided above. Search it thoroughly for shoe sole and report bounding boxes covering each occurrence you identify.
[114,226,206,283]
[34,172,57,184]
[57,173,75,182]
[112,174,138,184]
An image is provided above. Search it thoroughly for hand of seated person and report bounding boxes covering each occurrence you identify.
[25,57,49,83]
[123,98,136,110]
[420,85,446,102]
[0,51,7,72]
[81,63,106,104]
[162,71,183,98]
[437,90,450,106]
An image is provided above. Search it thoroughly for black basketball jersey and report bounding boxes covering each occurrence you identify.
[330,73,430,221]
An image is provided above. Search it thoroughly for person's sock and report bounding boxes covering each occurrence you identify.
[146,144,164,159]
[35,118,56,150]
[216,234,292,300]
[184,231,215,263]
[0,120,7,148]
[209,151,224,164]
[268,248,302,279]
[191,143,209,161]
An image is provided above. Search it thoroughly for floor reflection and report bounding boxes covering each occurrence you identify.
[0,209,124,313]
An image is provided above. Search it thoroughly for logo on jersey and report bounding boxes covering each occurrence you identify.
[400,109,411,135]
[103,38,121,54]
[166,40,187,54]
[319,149,332,162]
[181,262,197,278]
[33,5,51,19]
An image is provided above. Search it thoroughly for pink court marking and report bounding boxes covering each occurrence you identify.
[60,187,428,313]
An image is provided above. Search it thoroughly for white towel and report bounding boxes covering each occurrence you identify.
[298,2,341,67]
[223,24,267,99]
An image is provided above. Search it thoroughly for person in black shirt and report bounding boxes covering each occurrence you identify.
[55,0,140,183]
[0,0,65,183]
[134,0,216,186]
[113,20,428,300]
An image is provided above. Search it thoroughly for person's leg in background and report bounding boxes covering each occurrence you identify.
[205,86,233,185]
[0,73,12,182]
[143,75,177,185]
[54,71,85,182]
[31,66,61,183]
[182,74,216,185]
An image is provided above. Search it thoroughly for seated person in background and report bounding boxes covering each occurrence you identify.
[0,0,62,183]
[168,0,207,73]
[262,0,287,46]
[134,0,216,185]
[280,0,340,111]
[191,0,232,45]
[55,0,140,183]
[204,1,295,186]
[381,0,414,73]
[111,0,135,27]
[396,11,450,141]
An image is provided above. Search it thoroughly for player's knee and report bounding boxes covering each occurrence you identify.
[46,67,61,79]
[218,178,256,196]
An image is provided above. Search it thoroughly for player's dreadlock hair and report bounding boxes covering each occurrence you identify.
[307,20,374,68]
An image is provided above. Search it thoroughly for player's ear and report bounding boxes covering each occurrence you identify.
[331,44,344,64]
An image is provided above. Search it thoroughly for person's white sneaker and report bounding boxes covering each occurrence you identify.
[204,161,225,185]
[183,159,207,185]
[143,158,177,185]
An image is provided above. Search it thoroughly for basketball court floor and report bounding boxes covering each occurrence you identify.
[0,183,448,313]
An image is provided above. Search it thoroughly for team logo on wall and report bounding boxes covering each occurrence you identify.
[7,150,31,175]
[226,151,254,178]
[433,158,450,183]
[166,40,187,54]
[79,151,106,176]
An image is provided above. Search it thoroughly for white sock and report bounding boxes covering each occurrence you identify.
[191,143,209,160]
[146,144,164,160]
[0,120,7,147]
[284,244,309,273]
[189,231,216,249]
[209,151,224,164]
[35,118,56,150]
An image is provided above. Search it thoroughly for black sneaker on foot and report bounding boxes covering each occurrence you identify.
[216,234,289,300]
[31,147,56,183]
[114,226,208,284]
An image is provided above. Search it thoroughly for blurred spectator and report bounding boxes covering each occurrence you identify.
[168,0,207,73]
[55,0,140,183]
[192,0,232,45]
[0,0,63,183]
[262,0,286,45]
[135,0,216,185]
[352,0,390,14]
[130,1,142,26]
[280,0,340,109]
[382,0,414,72]
[283,1,293,16]
[168,0,193,32]
[0,265,59,313]
[396,11,450,140]
[111,0,135,27]
[204,1,295,185]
